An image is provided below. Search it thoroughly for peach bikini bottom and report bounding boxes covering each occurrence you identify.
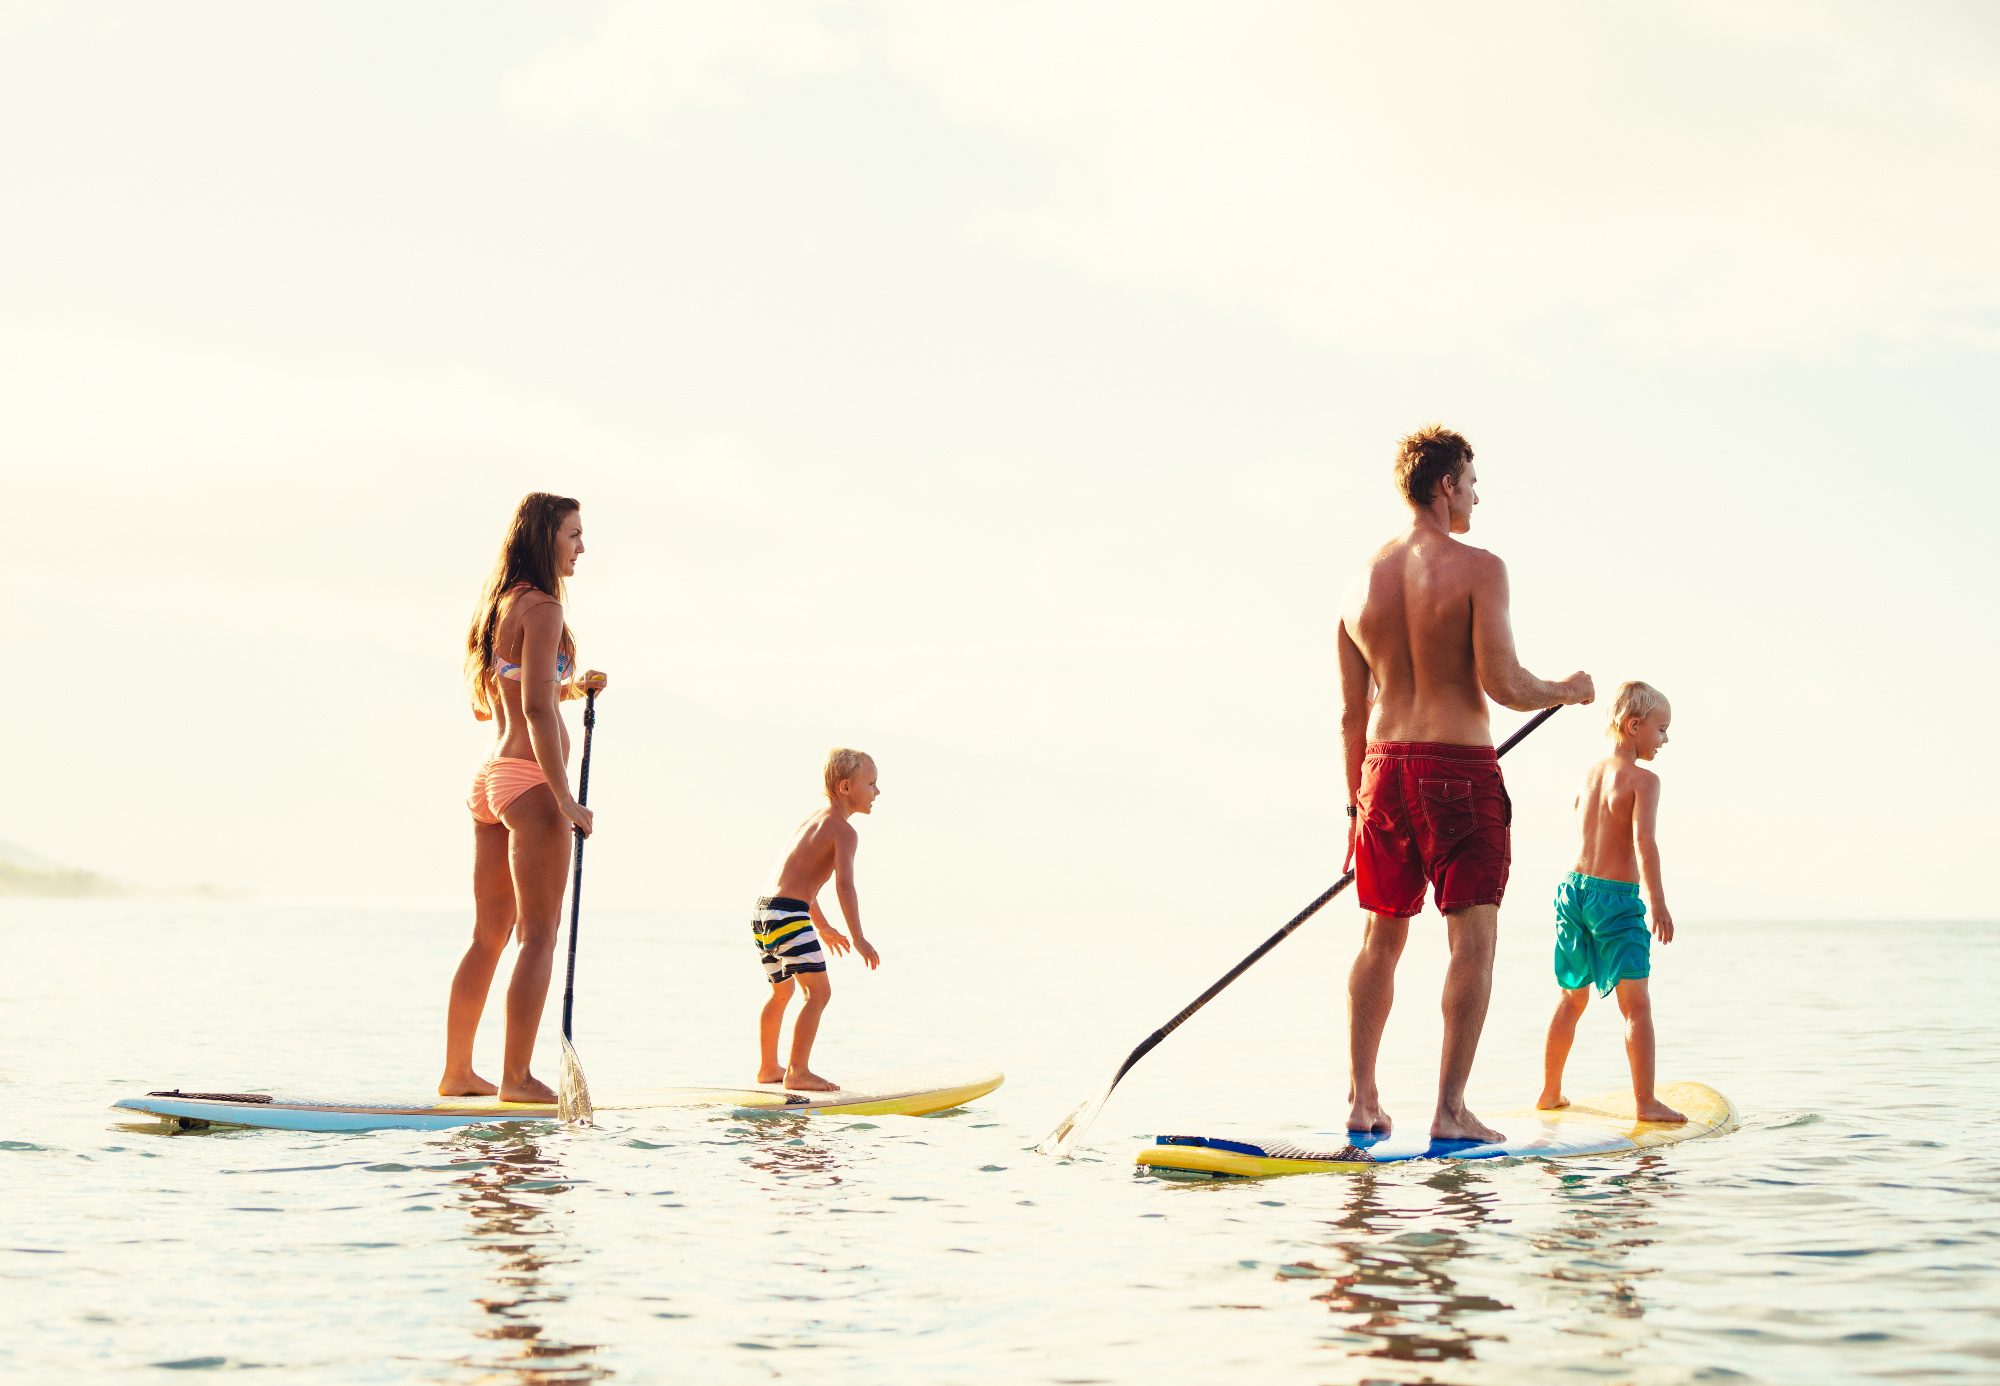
[467,756,549,826]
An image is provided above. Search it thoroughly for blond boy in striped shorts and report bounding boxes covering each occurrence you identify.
[752,748,882,1091]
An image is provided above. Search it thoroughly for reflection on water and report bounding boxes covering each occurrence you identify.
[436,1130,610,1386]
[1292,1155,1672,1376]
[735,1113,847,1188]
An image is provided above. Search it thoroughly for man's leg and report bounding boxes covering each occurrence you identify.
[1536,988,1589,1110]
[1347,914,1409,1133]
[1614,979,1686,1123]
[1434,904,1504,1143]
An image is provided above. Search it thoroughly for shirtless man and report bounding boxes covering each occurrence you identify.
[1337,426,1594,1142]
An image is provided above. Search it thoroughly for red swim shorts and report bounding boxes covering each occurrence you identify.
[1354,741,1512,918]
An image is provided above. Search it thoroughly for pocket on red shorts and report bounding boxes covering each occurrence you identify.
[1418,779,1477,846]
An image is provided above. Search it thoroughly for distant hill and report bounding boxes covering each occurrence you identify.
[0,840,244,900]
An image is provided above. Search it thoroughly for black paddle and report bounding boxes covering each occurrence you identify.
[1037,704,1563,1158]
[557,687,598,1125]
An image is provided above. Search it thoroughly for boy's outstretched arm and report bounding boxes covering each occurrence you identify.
[832,824,879,969]
[1632,773,1673,942]
[807,897,852,957]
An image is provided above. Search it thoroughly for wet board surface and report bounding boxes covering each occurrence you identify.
[112,1063,1004,1132]
[1135,1081,1736,1180]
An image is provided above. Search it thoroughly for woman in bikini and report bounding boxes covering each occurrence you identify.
[440,492,608,1102]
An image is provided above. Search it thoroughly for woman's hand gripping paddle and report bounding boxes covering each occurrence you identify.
[1037,705,1562,1159]
[558,689,599,1126]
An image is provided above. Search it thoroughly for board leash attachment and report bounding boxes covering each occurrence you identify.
[1038,704,1563,1160]
[558,688,598,1127]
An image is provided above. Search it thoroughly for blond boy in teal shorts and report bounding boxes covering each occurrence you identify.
[1536,681,1687,1123]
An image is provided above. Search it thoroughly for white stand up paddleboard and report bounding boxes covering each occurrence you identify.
[1135,1081,1736,1179]
[113,1063,1004,1133]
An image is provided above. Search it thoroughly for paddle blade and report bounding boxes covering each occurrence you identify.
[1037,1079,1115,1159]
[557,1034,593,1127]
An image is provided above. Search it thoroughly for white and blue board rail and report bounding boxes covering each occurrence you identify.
[1136,1081,1736,1179]
[113,1064,1004,1133]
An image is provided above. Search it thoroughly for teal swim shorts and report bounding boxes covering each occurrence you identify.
[1552,871,1650,997]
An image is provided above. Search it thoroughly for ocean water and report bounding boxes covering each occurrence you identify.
[3,899,1996,1385]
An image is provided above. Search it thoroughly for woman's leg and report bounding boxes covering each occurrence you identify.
[499,783,573,1104]
[439,819,516,1096]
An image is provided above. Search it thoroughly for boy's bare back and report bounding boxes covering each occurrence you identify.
[770,808,855,903]
[1572,758,1659,884]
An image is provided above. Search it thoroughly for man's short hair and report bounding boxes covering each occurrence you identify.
[1393,426,1475,507]
[823,747,874,797]
[1607,682,1669,739]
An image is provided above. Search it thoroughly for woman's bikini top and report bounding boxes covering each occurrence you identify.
[491,584,573,683]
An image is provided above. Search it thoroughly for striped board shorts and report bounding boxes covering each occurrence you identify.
[752,896,826,983]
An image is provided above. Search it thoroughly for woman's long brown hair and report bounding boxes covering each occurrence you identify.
[466,492,580,716]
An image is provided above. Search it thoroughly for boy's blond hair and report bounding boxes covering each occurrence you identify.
[1607,681,1669,739]
[823,747,875,798]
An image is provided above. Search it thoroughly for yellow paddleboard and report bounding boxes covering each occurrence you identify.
[1135,1081,1736,1179]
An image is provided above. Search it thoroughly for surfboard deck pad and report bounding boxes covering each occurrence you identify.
[113,1063,1003,1133]
[1136,1081,1736,1180]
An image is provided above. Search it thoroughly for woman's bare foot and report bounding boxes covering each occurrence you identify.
[438,1070,499,1098]
[1432,1109,1506,1144]
[500,1075,558,1104]
[1346,1099,1393,1135]
[1635,1099,1687,1123]
[784,1068,840,1092]
[756,1068,787,1085]
[1536,1091,1569,1111]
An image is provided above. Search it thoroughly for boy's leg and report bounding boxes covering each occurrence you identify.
[1613,978,1685,1123]
[1346,913,1408,1133]
[758,979,795,1084]
[1434,904,1504,1144]
[1536,988,1590,1110]
[784,970,839,1091]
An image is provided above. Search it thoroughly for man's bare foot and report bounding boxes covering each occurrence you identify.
[1432,1110,1506,1144]
[784,1069,840,1092]
[500,1075,558,1104]
[1536,1091,1569,1111]
[438,1070,499,1098]
[756,1068,787,1085]
[1635,1099,1687,1123]
[1346,1099,1393,1134]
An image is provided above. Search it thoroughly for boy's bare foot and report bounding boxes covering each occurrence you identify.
[1635,1099,1687,1123]
[1346,1099,1393,1135]
[756,1068,787,1085]
[437,1070,499,1098]
[500,1076,558,1104]
[1536,1091,1569,1111]
[784,1069,840,1092]
[1432,1110,1506,1144]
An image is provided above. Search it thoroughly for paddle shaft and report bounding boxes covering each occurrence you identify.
[1098,704,1562,1093]
[560,689,598,1043]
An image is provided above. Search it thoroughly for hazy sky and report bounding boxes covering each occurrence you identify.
[3,1,1995,932]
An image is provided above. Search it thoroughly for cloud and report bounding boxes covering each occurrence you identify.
[501,0,859,136]
[505,0,2000,361]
